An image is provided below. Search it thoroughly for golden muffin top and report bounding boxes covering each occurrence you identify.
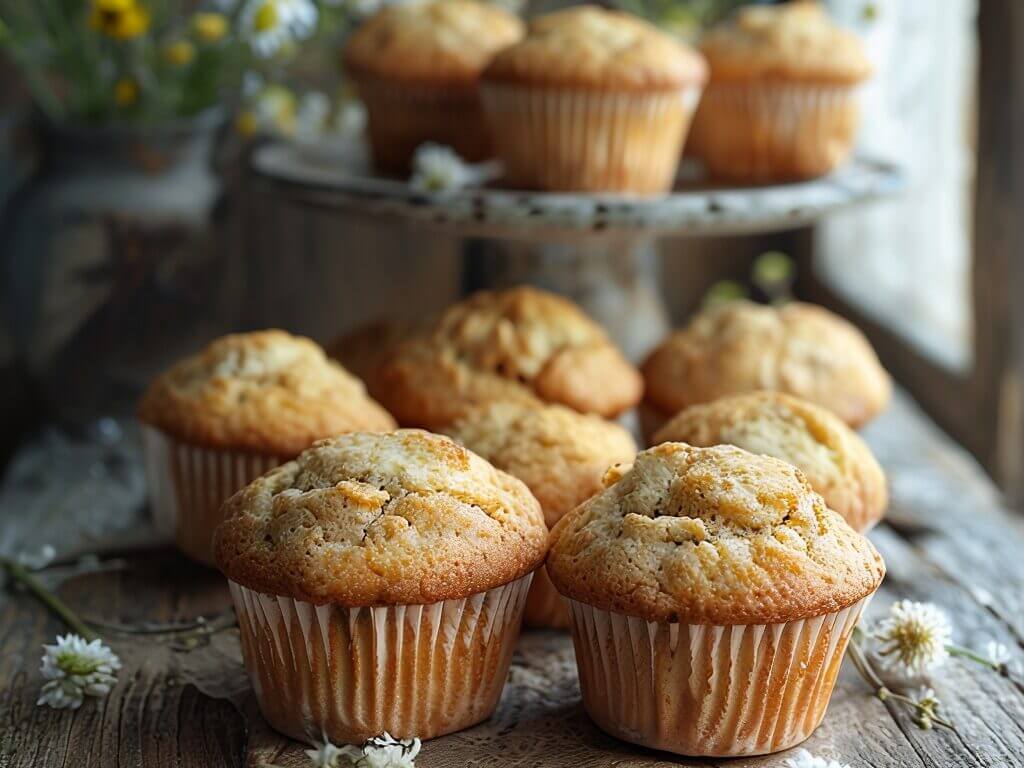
[700,1,871,84]
[653,392,887,532]
[547,442,885,624]
[484,5,707,91]
[447,401,638,528]
[214,430,548,606]
[343,0,524,84]
[642,301,891,428]
[376,286,644,429]
[138,330,396,456]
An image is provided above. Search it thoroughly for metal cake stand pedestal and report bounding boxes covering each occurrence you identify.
[251,140,903,359]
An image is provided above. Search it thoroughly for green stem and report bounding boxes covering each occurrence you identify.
[947,644,1001,672]
[1,557,99,642]
[847,637,957,732]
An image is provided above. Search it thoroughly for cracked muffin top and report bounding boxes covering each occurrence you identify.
[447,401,637,528]
[483,5,707,91]
[343,0,524,85]
[700,1,871,84]
[138,330,396,456]
[547,442,884,624]
[642,301,890,428]
[375,286,643,429]
[214,430,547,605]
[653,392,887,533]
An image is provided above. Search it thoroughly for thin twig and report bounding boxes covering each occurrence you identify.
[1,557,99,641]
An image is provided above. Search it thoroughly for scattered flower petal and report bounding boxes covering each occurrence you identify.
[38,634,121,710]
[872,600,952,677]
[410,143,474,194]
[782,748,851,768]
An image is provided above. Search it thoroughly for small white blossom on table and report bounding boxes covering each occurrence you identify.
[410,144,475,195]
[307,733,421,768]
[37,634,121,710]
[781,748,850,768]
[871,599,952,676]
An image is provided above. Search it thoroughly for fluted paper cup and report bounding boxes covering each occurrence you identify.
[523,566,570,630]
[350,71,492,175]
[141,426,285,566]
[688,82,861,182]
[229,574,532,745]
[481,84,702,195]
[567,596,871,756]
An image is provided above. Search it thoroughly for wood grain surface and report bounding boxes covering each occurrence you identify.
[0,393,1022,767]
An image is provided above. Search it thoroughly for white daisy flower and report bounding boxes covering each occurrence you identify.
[872,600,952,677]
[241,0,318,58]
[37,634,121,710]
[253,85,298,135]
[339,733,419,768]
[410,143,474,194]
[295,91,331,141]
[782,748,850,768]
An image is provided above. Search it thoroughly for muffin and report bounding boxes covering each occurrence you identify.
[343,0,524,174]
[653,392,887,532]
[215,430,547,744]
[327,318,413,398]
[447,401,637,628]
[548,442,885,756]
[641,300,890,438]
[481,6,707,194]
[376,286,644,429]
[138,330,396,565]
[689,1,871,182]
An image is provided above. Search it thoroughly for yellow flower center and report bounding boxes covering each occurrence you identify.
[162,40,195,66]
[253,2,279,33]
[90,0,150,41]
[192,12,228,42]
[114,78,139,106]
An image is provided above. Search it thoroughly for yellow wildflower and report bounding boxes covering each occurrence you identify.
[235,110,259,137]
[114,78,139,106]
[192,12,229,42]
[162,39,195,66]
[90,0,150,40]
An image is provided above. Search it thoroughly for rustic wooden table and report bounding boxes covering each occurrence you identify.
[1,392,1022,767]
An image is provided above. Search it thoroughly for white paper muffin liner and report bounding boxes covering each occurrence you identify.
[688,82,861,182]
[350,72,491,174]
[567,595,871,757]
[480,84,702,195]
[229,574,533,745]
[141,426,285,566]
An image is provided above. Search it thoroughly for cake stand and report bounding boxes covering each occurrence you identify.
[251,140,903,359]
